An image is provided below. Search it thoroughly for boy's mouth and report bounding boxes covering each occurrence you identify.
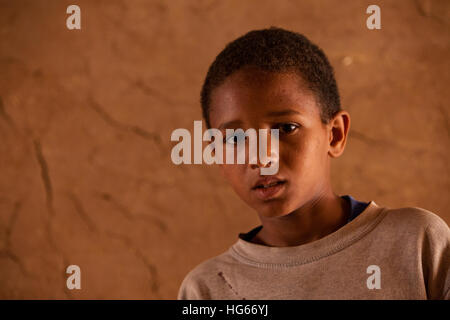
[252,177,287,200]
[252,177,285,189]
[253,180,285,189]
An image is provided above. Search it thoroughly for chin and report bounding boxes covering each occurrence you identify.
[254,200,293,218]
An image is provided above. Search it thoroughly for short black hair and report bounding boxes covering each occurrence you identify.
[201,27,341,128]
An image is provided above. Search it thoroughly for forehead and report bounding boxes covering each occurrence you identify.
[209,67,321,128]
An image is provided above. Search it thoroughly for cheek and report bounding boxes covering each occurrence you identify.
[281,134,328,173]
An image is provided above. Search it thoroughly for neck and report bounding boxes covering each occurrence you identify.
[252,190,349,247]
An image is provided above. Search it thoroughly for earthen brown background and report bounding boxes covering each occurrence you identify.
[0,0,449,299]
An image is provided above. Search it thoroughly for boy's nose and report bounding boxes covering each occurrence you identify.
[248,146,279,170]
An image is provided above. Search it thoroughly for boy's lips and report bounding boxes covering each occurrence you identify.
[251,177,287,200]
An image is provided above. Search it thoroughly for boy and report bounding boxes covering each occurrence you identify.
[177,27,450,299]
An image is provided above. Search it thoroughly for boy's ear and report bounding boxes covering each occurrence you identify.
[328,110,350,158]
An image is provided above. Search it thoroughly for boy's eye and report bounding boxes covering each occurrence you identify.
[224,132,245,145]
[275,123,299,134]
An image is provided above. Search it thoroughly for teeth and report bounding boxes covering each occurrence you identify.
[255,181,284,189]
[262,181,279,188]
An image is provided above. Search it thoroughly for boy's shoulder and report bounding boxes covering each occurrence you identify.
[379,204,449,233]
[183,250,232,279]
[373,204,450,250]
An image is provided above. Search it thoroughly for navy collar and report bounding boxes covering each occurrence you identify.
[239,195,370,241]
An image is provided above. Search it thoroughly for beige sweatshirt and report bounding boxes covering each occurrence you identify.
[178,202,450,300]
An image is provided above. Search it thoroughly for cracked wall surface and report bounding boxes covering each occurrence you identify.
[0,0,449,299]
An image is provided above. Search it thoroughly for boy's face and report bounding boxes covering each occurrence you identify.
[209,67,342,218]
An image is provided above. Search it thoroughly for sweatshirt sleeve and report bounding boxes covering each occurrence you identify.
[421,213,450,300]
[177,273,202,300]
[177,265,214,300]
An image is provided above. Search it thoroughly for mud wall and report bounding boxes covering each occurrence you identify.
[0,0,449,298]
